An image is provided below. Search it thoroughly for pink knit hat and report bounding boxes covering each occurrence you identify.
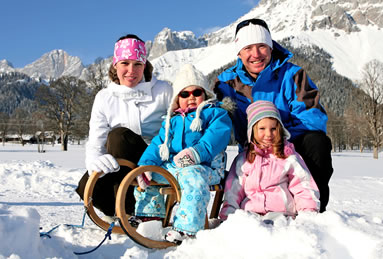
[113,38,147,65]
[246,100,290,143]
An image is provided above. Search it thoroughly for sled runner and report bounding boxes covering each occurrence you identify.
[83,159,225,249]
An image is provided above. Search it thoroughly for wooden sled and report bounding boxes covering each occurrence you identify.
[83,159,224,249]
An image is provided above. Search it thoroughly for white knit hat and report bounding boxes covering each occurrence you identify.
[159,64,216,160]
[234,22,273,54]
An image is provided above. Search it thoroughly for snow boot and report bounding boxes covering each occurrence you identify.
[165,229,193,245]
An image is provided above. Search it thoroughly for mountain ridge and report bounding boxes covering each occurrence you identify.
[1,0,382,84]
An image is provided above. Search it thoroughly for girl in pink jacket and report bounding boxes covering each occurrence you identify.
[219,100,320,220]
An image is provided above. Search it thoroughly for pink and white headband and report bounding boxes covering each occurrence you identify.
[113,38,147,65]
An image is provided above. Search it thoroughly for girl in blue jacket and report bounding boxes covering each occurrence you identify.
[133,64,232,244]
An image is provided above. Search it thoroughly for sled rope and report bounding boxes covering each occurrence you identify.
[73,221,115,255]
[39,199,116,255]
[39,205,88,238]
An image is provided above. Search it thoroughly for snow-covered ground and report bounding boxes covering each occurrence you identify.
[0,143,382,259]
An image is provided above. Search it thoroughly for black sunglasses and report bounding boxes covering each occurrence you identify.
[235,18,270,36]
[179,89,204,98]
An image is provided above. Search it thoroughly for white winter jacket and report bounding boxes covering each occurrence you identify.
[85,78,172,171]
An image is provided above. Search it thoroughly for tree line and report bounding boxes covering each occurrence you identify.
[0,63,106,151]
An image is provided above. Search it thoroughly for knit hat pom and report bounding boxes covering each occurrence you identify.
[159,143,170,161]
[190,117,203,131]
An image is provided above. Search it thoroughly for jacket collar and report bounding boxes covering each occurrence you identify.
[107,78,157,103]
[251,140,296,158]
[251,142,273,157]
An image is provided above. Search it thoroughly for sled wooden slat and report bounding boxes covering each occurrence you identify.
[159,186,175,195]
[158,185,224,220]
[210,188,224,219]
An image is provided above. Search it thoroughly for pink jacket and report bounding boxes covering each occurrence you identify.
[219,142,320,220]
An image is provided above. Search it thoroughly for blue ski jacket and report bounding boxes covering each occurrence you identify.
[138,103,232,167]
[215,41,328,149]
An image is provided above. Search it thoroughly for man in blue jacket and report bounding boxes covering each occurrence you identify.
[214,18,333,212]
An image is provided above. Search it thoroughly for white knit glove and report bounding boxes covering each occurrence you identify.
[173,147,201,168]
[136,171,152,190]
[87,154,120,177]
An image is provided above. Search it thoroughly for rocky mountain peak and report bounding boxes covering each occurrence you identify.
[18,49,84,82]
[256,0,383,34]
[147,27,207,60]
[0,60,15,73]
[310,0,383,32]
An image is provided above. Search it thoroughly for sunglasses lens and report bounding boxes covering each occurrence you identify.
[192,89,203,97]
[179,89,204,98]
[179,91,190,98]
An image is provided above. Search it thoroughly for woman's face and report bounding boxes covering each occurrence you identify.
[114,59,145,87]
[178,86,206,110]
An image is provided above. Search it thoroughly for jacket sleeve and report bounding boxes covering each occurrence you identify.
[219,153,247,220]
[85,92,110,171]
[193,107,233,164]
[286,152,320,212]
[286,68,328,136]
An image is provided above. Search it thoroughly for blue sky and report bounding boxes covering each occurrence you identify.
[0,0,259,68]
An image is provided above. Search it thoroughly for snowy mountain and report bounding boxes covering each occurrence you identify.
[146,27,207,60]
[151,0,383,82]
[1,0,382,84]
[0,60,15,73]
[18,49,85,82]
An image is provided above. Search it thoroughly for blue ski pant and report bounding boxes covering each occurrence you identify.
[134,152,226,235]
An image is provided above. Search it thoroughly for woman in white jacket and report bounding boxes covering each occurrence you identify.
[75,34,172,217]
